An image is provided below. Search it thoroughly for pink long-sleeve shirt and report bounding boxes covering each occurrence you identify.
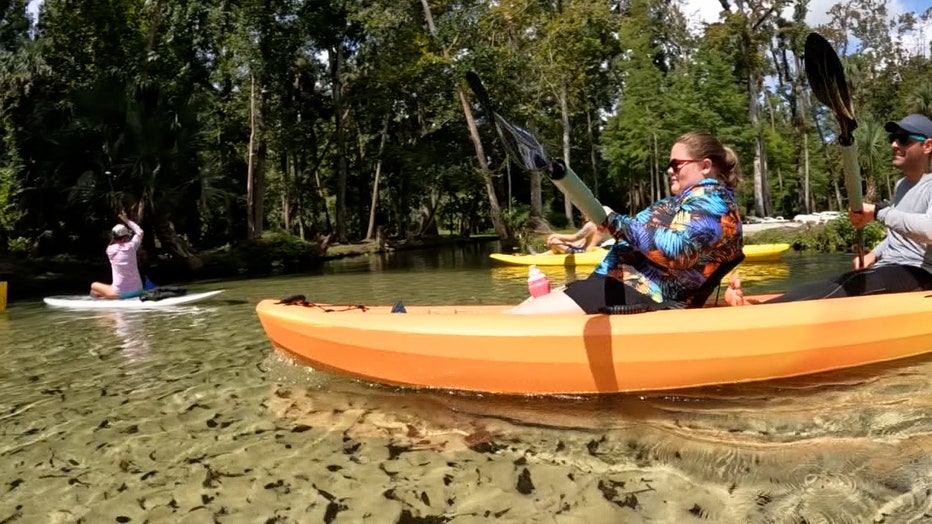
[107,220,143,295]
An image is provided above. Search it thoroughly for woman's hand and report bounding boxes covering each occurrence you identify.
[118,211,129,223]
[597,206,615,232]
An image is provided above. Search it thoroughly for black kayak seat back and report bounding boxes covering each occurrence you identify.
[687,253,746,308]
[599,253,745,315]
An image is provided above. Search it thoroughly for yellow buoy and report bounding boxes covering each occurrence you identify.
[0,281,6,312]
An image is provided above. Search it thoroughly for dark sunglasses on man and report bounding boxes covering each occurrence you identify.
[888,132,928,146]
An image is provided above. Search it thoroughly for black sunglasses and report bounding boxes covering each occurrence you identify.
[666,158,701,173]
[888,132,928,146]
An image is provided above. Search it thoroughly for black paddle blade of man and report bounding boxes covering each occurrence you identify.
[465,71,550,172]
[804,32,857,146]
[804,31,865,263]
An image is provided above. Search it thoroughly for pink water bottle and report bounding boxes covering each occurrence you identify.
[527,265,551,298]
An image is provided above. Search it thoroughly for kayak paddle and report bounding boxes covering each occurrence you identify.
[804,32,864,266]
[464,72,607,224]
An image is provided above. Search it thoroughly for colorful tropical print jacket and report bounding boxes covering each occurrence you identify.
[593,178,743,304]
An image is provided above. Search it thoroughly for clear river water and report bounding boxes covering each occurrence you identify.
[3,243,932,523]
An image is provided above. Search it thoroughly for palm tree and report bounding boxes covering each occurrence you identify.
[906,85,932,116]
[856,117,893,201]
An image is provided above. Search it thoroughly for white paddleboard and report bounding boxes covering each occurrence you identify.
[43,290,224,310]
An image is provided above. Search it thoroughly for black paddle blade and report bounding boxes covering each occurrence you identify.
[465,71,494,117]
[804,32,857,145]
[493,113,550,171]
[465,71,550,173]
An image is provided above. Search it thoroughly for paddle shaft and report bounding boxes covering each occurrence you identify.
[549,161,607,224]
[842,145,865,267]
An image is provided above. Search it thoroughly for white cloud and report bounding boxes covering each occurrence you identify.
[678,0,843,33]
[26,0,42,22]
[681,0,920,28]
[681,0,930,57]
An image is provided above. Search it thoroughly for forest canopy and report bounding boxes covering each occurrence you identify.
[0,0,929,260]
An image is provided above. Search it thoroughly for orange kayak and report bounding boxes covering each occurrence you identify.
[255,291,932,395]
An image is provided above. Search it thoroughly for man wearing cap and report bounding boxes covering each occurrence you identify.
[726,113,932,305]
[849,113,932,268]
[90,211,145,299]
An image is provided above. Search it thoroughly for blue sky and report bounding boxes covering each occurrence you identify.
[902,0,932,11]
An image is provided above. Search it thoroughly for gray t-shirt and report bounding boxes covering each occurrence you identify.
[873,172,932,272]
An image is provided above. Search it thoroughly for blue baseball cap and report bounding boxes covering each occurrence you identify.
[884,114,932,138]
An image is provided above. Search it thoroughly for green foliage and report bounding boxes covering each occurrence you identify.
[748,218,886,253]
[228,231,323,273]
[7,236,29,257]
[500,202,532,251]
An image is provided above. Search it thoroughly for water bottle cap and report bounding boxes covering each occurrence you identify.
[528,265,545,281]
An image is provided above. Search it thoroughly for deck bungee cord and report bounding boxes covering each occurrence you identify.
[276,294,369,313]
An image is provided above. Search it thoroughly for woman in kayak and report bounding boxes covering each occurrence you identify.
[90,211,145,300]
[726,113,932,306]
[509,131,743,314]
[544,214,605,254]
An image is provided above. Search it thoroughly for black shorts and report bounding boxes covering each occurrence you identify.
[768,264,932,303]
[564,273,655,314]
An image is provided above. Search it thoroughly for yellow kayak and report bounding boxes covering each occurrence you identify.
[490,249,607,266]
[490,243,791,267]
[742,243,792,262]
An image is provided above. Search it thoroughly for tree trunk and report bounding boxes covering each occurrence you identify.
[154,215,203,271]
[560,82,574,226]
[330,44,349,243]
[749,71,770,218]
[418,189,441,237]
[530,171,543,219]
[587,106,600,199]
[812,107,844,210]
[419,0,510,242]
[649,132,657,201]
[792,50,811,214]
[281,152,291,232]
[506,161,512,211]
[246,76,261,239]
[366,114,390,240]
[803,132,811,213]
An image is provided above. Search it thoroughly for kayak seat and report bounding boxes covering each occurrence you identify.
[686,253,746,308]
[599,253,745,314]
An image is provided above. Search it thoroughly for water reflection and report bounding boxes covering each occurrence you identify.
[96,311,151,363]
[489,264,589,287]
[725,261,789,283]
